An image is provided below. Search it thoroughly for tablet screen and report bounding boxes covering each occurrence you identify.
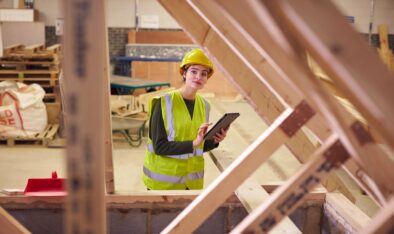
[204,113,240,140]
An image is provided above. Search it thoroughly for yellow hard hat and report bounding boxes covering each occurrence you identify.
[179,49,214,78]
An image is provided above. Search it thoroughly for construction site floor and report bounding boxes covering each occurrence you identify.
[0,97,378,216]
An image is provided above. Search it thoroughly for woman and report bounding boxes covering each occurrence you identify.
[142,49,228,190]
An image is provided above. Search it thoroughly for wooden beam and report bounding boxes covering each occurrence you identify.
[187,0,356,201]
[160,101,315,234]
[0,193,245,209]
[325,193,371,233]
[261,0,394,201]
[0,206,30,234]
[63,1,107,233]
[231,135,349,233]
[189,0,386,207]
[268,0,394,149]
[214,0,393,200]
[208,99,301,232]
[361,197,394,234]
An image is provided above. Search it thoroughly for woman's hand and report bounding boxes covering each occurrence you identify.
[193,123,212,147]
[213,126,229,144]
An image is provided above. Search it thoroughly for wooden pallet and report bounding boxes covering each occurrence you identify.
[0,61,60,71]
[0,78,60,103]
[0,77,58,86]
[0,124,59,147]
[0,71,59,86]
[2,44,61,63]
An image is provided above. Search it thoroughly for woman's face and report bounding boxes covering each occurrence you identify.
[183,64,209,90]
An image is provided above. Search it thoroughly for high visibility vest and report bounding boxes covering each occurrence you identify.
[143,90,210,190]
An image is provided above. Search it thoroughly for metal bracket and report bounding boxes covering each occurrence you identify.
[323,140,350,168]
[351,121,374,146]
[280,100,315,137]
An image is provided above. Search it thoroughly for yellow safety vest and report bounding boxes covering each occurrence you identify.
[143,90,210,190]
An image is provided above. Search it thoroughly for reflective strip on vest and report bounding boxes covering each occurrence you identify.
[204,99,209,122]
[193,148,203,156]
[143,166,186,184]
[188,171,204,181]
[164,94,175,141]
[147,144,203,159]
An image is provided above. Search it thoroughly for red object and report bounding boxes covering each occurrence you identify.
[24,171,67,196]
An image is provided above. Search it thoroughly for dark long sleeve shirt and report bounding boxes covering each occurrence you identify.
[149,97,218,155]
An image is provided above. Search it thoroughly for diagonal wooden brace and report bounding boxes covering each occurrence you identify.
[231,135,349,233]
[361,196,394,234]
[161,102,314,234]
[0,206,31,234]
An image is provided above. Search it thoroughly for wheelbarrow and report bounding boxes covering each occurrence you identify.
[112,112,148,147]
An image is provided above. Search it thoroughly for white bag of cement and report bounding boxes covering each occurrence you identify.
[0,81,47,137]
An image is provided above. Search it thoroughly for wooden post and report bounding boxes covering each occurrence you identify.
[0,206,30,234]
[63,0,107,233]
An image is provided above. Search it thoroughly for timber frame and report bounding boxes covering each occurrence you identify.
[157,0,394,233]
[1,0,393,233]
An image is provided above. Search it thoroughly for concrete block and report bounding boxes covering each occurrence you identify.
[108,208,147,234]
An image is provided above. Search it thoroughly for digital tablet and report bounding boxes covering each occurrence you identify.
[204,113,240,140]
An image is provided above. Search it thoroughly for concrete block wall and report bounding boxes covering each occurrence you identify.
[6,204,329,233]
[6,206,248,234]
[108,28,131,58]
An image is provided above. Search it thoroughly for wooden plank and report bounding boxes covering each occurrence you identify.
[0,206,30,234]
[270,0,394,149]
[45,102,61,124]
[101,0,115,194]
[63,0,107,233]
[208,99,301,232]
[215,0,394,200]
[161,103,312,234]
[24,44,45,54]
[188,0,362,202]
[46,44,62,55]
[361,197,394,234]
[230,135,349,233]
[159,0,210,45]
[3,44,25,55]
[260,0,394,201]
[378,24,389,50]
[0,193,242,209]
[325,193,371,233]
